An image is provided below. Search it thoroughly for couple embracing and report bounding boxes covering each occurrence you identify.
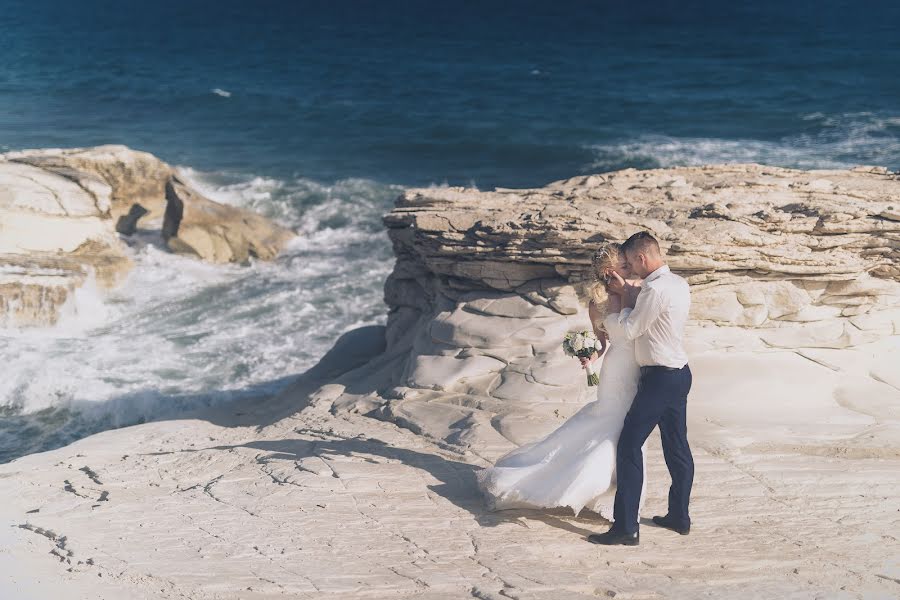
[477,231,694,546]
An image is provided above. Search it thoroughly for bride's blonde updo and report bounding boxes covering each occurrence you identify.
[583,242,622,310]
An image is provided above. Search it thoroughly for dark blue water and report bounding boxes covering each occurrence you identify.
[3,0,899,188]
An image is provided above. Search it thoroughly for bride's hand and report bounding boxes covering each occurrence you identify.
[579,352,600,369]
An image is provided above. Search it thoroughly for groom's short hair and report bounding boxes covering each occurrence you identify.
[622,231,660,257]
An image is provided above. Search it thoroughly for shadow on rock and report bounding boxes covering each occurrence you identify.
[156,430,609,537]
[205,434,487,517]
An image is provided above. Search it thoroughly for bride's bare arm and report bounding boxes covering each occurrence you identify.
[585,301,609,363]
[588,300,604,338]
[607,290,622,314]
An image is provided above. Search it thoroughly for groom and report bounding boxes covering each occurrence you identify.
[588,231,694,546]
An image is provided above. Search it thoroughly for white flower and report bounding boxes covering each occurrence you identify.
[572,336,584,352]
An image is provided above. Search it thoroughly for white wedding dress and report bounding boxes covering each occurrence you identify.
[477,312,645,518]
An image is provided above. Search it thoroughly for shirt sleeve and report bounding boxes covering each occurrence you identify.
[617,285,664,341]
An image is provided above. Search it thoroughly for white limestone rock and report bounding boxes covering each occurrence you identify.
[0,145,296,326]
[328,163,900,450]
[162,175,295,263]
[0,158,129,326]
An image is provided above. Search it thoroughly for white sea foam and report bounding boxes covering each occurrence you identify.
[589,112,900,172]
[7,110,895,460]
[0,169,402,461]
[53,272,115,334]
[211,88,232,98]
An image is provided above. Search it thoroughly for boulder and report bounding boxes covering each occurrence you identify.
[0,145,295,326]
[162,175,295,263]
[0,158,131,326]
[6,145,174,229]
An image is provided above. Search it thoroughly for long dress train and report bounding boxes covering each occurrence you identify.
[476,313,645,518]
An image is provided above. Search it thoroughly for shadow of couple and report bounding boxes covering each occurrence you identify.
[152,429,612,539]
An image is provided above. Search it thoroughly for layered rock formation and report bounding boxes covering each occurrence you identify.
[0,146,295,326]
[6,145,175,226]
[0,155,132,326]
[1,164,898,599]
[314,164,900,454]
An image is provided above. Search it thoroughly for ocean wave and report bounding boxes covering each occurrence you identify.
[0,170,402,462]
[589,112,900,172]
[177,167,402,229]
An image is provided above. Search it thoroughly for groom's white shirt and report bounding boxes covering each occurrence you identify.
[617,264,690,368]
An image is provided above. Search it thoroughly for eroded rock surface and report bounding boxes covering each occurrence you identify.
[6,145,175,226]
[0,146,295,326]
[0,156,130,326]
[0,164,898,599]
[316,164,900,453]
[163,175,295,263]
[1,339,897,599]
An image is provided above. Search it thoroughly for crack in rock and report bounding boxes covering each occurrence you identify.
[63,480,92,499]
[198,474,262,519]
[79,466,103,485]
[65,475,109,503]
[466,531,519,596]
[13,171,71,216]
[388,566,431,590]
[18,523,74,564]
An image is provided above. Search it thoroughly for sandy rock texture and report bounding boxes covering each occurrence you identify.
[350,164,900,450]
[0,333,897,599]
[0,146,295,326]
[6,145,176,226]
[0,163,897,599]
[163,175,294,263]
[0,153,132,326]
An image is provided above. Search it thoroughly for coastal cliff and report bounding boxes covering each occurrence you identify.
[311,164,900,455]
[0,163,898,599]
[0,146,294,326]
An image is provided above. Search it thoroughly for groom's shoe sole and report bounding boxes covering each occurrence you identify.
[652,515,690,535]
[587,530,639,546]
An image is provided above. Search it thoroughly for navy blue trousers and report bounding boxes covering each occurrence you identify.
[613,365,694,534]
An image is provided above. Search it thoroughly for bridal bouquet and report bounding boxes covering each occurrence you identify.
[562,330,601,386]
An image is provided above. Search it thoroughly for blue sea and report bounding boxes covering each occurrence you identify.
[1,0,899,461]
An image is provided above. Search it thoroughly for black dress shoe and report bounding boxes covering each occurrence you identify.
[587,529,639,546]
[652,515,690,535]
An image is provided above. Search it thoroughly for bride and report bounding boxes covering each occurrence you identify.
[477,242,645,519]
